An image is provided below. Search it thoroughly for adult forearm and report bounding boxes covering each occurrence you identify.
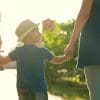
[69,0,93,46]
[69,15,89,46]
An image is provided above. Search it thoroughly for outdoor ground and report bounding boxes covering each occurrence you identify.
[0,68,63,100]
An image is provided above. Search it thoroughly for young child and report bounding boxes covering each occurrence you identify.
[0,19,68,100]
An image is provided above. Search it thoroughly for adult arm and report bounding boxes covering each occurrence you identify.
[64,0,93,58]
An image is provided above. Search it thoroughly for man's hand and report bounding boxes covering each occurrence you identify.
[64,43,75,61]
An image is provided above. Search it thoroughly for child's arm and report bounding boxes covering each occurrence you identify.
[0,36,2,49]
[0,56,12,66]
[50,55,68,64]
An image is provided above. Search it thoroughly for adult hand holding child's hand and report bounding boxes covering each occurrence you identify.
[64,43,75,61]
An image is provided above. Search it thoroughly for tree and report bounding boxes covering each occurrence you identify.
[42,19,85,84]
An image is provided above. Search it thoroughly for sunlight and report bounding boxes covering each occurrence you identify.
[0,0,82,54]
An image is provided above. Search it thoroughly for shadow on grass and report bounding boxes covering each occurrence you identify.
[48,81,89,100]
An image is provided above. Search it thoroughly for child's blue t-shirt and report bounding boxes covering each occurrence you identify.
[8,45,53,93]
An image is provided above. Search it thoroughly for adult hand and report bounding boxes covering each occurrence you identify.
[64,43,75,61]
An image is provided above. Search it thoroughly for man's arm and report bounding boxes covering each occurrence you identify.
[68,0,93,46]
[64,0,93,59]
[50,55,68,64]
[0,56,12,66]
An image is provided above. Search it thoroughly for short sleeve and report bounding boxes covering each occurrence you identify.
[8,49,16,61]
[42,48,53,61]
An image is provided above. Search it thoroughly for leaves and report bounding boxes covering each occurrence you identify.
[42,20,84,83]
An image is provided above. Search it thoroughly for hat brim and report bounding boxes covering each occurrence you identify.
[17,23,39,42]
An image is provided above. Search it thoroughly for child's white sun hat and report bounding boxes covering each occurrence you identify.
[15,19,39,42]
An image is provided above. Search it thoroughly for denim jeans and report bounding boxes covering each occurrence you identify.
[84,65,100,100]
[18,92,48,100]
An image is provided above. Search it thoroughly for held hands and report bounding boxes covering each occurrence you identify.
[64,43,75,61]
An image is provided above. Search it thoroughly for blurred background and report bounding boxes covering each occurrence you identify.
[0,0,81,54]
[0,0,89,100]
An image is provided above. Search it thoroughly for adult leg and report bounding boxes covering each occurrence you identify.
[84,65,100,100]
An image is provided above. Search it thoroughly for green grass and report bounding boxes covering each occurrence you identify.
[48,81,89,100]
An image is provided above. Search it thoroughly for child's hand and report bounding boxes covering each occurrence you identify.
[0,36,2,49]
[64,54,71,62]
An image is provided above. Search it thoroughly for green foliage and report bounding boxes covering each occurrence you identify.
[42,20,85,84]
[42,21,74,55]
[48,83,89,100]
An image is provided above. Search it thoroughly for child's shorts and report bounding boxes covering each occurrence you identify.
[18,91,48,100]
